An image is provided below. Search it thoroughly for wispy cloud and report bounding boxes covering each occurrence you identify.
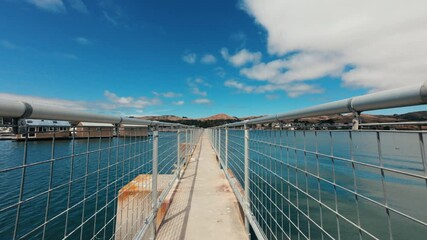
[182,53,197,64]
[187,78,210,96]
[191,87,207,97]
[104,90,161,109]
[230,31,247,48]
[200,54,217,64]
[224,79,323,98]
[214,67,226,78]
[100,1,130,28]
[1,39,78,60]
[56,52,78,60]
[103,11,118,26]
[26,0,66,13]
[74,37,92,45]
[172,100,185,106]
[66,0,88,14]
[224,80,255,93]
[153,91,182,98]
[0,40,19,50]
[266,94,280,100]
[194,78,211,87]
[192,98,211,104]
[221,48,262,67]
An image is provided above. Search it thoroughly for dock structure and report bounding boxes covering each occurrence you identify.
[156,132,247,240]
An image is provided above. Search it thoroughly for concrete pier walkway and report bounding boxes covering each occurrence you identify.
[156,131,247,240]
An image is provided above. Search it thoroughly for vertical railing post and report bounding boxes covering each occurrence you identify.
[244,123,250,237]
[189,128,192,153]
[219,128,222,162]
[213,128,216,150]
[150,125,159,240]
[191,129,194,151]
[177,129,181,178]
[215,128,218,151]
[225,127,228,172]
[217,128,219,152]
[185,128,188,162]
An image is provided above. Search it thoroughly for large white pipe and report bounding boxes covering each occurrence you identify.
[0,99,189,127]
[225,81,427,127]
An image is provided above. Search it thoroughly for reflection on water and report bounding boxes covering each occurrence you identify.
[0,132,178,239]
[1,130,427,239]
[226,130,427,240]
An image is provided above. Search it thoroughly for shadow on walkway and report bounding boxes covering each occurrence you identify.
[155,137,203,240]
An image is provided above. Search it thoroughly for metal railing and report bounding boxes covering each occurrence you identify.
[0,99,202,240]
[209,81,427,240]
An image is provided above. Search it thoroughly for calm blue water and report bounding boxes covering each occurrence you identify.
[1,130,427,239]
[224,130,427,240]
[0,132,178,240]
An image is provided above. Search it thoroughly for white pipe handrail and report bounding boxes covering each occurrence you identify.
[0,98,192,127]
[222,81,427,127]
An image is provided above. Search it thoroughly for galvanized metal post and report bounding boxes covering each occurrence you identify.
[219,128,221,162]
[352,112,361,130]
[177,129,181,178]
[244,124,250,237]
[185,129,188,162]
[191,129,194,151]
[225,127,228,171]
[217,128,220,152]
[213,128,216,150]
[215,128,217,149]
[150,125,159,240]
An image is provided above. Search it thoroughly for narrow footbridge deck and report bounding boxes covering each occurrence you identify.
[156,132,247,240]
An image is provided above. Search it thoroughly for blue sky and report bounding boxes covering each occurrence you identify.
[0,0,426,118]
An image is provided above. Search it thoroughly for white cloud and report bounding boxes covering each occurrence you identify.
[182,53,197,64]
[153,91,182,98]
[191,87,207,97]
[200,54,217,64]
[104,90,161,109]
[241,52,343,84]
[192,98,211,104]
[242,0,427,91]
[161,92,182,98]
[187,78,210,96]
[240,59,285,81]
[172,100,185,106]
[26,0,66,13]
[224,79,323,97]
[224,80,255,93]
[221,48,262,67]
[194,78,211,87]
[74,37,92,45]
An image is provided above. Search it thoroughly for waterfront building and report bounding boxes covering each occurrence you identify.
[119,124,148,137]
[16,119,71,140]
[73,122,115,138]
